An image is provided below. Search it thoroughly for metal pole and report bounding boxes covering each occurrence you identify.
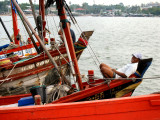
[60,24,79,90]
[29,0,42,39]
[0,17,13,42]
[29,0,37,27]
[17,11,40,54]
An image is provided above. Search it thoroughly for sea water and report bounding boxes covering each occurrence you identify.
[0,15,160,96]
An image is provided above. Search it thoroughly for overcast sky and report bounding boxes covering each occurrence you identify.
[1,0,159,5]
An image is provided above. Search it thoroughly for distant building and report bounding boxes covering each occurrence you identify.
[141,6,152,10]
[75,8,85,14]
[147,2,160,7]
[75,8,85,11]
[73,8,86,15]
[49,7,56,12]
[141,2,160,10]
[100,9,121,16]
[23,6,32,14]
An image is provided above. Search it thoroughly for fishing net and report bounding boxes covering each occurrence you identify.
[44,68,60,85]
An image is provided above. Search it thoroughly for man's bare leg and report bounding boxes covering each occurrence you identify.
[100,63,114,78]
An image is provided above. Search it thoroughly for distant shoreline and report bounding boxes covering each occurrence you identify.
[0,14,11,16]
[0,13,57,17]
[0,13,160,17]
[0,13,33,16]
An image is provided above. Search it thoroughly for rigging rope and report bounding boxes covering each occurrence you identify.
[91,76,160,80]
[45,13,75,70]
[82,75,160,87]
[45,1,101,71]
[45,11,86,71]
[52,16,59,34]
[63,1,101,69]
[0,63,18,86]
[45,0,101,71]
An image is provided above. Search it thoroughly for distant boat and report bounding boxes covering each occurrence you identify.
[68,12,84,16]
[23,9,32,14]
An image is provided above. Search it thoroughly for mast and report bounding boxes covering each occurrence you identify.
[60,24,79,90]
[29,0,37,27]
[10,0,20,45]
[57,1,83,90]
[39,0,46,40]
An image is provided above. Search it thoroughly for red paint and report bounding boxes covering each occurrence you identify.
[121,92,133,97]
[0,94,30,105]
[0,94,160,120]
[0,43,40,55]
[88,70,94,83]
[78,37,88,46]
[10,1,19,45]
[34,95,41,105]
[53,79,131,103]
[150,99,160,105]
[39,0,46,39]
[0,47,66,70]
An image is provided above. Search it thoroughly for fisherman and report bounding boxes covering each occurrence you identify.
[58,21,76,44]
[68,21,76,43]
[100,53,142,79]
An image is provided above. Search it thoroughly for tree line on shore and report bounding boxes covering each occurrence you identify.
[0,0,160,16]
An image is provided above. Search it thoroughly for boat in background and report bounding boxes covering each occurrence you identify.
[0,57,153,105]
[0,0,159,119]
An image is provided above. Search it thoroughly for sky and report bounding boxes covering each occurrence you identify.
[1,0,159,6]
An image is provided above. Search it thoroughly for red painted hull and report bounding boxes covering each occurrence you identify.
[0,94,160,120]
[0,78,136,106]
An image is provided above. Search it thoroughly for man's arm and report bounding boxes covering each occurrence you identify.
[112,69,127,78]
[70,29,76,43]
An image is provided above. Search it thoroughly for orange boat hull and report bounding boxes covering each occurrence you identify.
[0,94,160,120]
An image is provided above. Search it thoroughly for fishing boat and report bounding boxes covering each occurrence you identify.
[1,94,160,120]
[0,0,159,119]
[0,0,92,96]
